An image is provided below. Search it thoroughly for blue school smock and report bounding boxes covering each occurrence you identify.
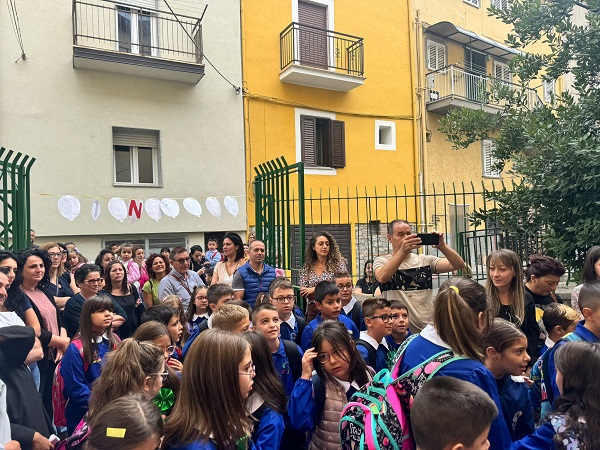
[497,375,535,441]
[510,422,555,450]
[398,325,512,450]
[356,333,389,372]
[250,404,285,450]
[384,329,412,351]
[170,440,258,450]
[300,314,360,351]
[288,378,317,432]
[280,313,305,345]
[272,339,303,396]
[547,321,599,403]
[61,337,112,433]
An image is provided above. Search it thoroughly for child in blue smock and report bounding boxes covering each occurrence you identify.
[61,295,119,433]
[484,318,535,441]
[396,277,512,450]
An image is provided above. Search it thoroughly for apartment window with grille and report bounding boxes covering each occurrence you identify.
[426,39,446,71]
[116,5,156,56]
[482,139,501,178]
[492,0,510,10]
[464,0,480,7]
[544,80,556,102]
[300,115,346,169]
[113,127,160,186]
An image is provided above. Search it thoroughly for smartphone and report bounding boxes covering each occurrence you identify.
[416,233,439,246]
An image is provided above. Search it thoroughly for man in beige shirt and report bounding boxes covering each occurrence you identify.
[374,220,465,332]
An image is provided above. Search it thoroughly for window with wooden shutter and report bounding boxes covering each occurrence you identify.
[300,115,317,166]
[544,80,555,102]
[329,120,346,168]
[492,0,510,10]
[482,139,501,178]
[494,61,511,82]
[426,40,446,71]
[463,0,480,7]
[300,115,345,169]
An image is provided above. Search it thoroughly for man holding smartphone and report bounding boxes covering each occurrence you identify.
[374,220,465,333]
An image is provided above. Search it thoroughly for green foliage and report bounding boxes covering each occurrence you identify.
[444,0,600,274]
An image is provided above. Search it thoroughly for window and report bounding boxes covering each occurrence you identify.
[494,61,511,83]
[116,6,156,56]
[543,80,555,102]
[463,0,480,7]
[482,139,501,178]
[300,115,345,168]
[103,234,187,255]
[113,127,160,186]
[426,39,446,71]
[492,0,510,10]
[375,120,396,151]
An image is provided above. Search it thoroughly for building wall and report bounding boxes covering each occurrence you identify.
[0,0,246,252]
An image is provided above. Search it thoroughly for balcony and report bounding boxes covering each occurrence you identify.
[279,22,365,92]
[426,65,541,114]
[72,0,205,83]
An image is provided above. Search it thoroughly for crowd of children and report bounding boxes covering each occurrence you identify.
[3,233,600,450]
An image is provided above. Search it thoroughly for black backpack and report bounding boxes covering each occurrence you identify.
[355,338,377,369]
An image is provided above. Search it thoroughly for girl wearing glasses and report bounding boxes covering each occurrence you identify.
[61,295,119,433]
[288,320,372,450]
[186,286,210,329]
[163,329,256,450]
[40,242,80,310]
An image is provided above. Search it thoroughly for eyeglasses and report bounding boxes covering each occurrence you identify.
[61,251,68,255]
[369,314,395,323]
[173,258,191,264]
[47,252,62,259]
[336,284,354,290]
[166,345,176,355]
[153,372,169,381]
[0,266,16,274]
[273,295,295,303]
[195,296,207,301]
[317,347,346,363]
[85,278,104,285]
[239,364,256,378]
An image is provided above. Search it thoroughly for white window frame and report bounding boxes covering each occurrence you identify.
[426,39,446,71]
[464,0,480,7]
[374,120,396,151]
[543,79,556,102]
[493,60,511,83]
[295,107,337,176]
[113,128,161,187]
[482,139,501,178]
[115,6,158,57]
[492,0,510,10]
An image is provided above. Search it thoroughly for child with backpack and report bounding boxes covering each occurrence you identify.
[58,295,118,433]
[512,341,600,449]
[356,298,392,372]
[483,318,534,441]
[269,278,306,346]
[251,303,303,396]
[289,320,372,450]
[241,332,287,450]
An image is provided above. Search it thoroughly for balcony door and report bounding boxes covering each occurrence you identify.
[464,48,487,102]
[298,1,328,69]
[117,6,157,57]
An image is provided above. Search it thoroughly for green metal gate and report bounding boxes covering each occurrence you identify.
[0,148,36,251]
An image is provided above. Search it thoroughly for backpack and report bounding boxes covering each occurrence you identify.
[55,416,90,450]
[295,313,307,346]
[540,331,583,405]
[356,339,377,369]
[350,300,363,331]
[282,339,302,381]
[340,335,466,450]
[52,340,88,428]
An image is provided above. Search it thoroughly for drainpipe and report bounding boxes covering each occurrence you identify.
[240,0,252,231]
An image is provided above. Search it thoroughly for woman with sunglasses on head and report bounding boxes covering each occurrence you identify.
[40,242,80,310]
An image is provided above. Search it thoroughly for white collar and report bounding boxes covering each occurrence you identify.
[420,324,451,349]
[207,315,214,329]
[545,336,555,349]
[342,297,357,314]
[331,376,361,393]
[93,331,109,344]
[359,331,389,350]
[283,313,296,328]
[246,393,265,414]
[193,313,210,321]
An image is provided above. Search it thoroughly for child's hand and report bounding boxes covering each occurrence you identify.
[167,358,183,372]
[301,347,318,380]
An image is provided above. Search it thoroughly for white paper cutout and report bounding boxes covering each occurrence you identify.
[128,199,144,223]
[58,195,81,221]
[91,199,101,222]
[183,197,203,217]
[224,196,239,217]
[108,197,127,222]
[145,198,163,222]
[205,197,221,219]
[160,198,180,218]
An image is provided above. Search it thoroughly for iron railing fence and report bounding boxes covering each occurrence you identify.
[280,22,364,76]
[73,0,203,64]
[426,64,541,109]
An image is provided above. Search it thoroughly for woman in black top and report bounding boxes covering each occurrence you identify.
[354,260,379,295]
[524,255,566,307]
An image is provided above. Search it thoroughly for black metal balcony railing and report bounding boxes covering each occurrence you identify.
[280,22,364,76]
[72,0,203,64]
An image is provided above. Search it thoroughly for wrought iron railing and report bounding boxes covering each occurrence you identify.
[280,22,364,76]
[72,0,203,64]
[426,64,541,109]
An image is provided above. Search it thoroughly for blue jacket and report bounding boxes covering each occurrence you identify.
[510,422,555,450]
[356,336,389,372]
[497,375,535,441]
[236,262,277,308]
[251,404,285,450]
[182,320,209,358]
[300,314,360,351]
[398,333,512,450]
[547,321,599,403]
[288,378,318,432]
[385,330,412,351]
[272,339,304,396]
[169,440,257,450]
[61,338,112,433]
[63,293,127,338]
[279,313,306,346]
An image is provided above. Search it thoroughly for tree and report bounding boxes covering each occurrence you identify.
[439,0,600,276]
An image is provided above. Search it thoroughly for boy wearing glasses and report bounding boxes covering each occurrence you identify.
[335,271,364,331]
[356,298,392,371]
[269,277,306,346]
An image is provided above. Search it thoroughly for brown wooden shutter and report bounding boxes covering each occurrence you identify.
[298,1,328,68]
[301,115,317,166]
[329,119,346,168]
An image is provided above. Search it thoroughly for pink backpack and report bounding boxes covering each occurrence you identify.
[52,340,88,428]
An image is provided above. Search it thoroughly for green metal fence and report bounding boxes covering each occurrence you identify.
[0,148,36,251]
[253,157,557,287]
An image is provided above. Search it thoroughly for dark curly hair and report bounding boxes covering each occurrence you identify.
[145,253,169,280]
[302,231,345,274]
[13,249,51,290]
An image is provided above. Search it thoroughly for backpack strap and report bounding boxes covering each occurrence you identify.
[351,301,362,330]
[312,374,326,425]
[390,333,418,378]
[72,339,89,372]
[542,331,583,404]
[251,402,268,437]
[283,339,302,382]
[355,338,377,369]
[295,313,307,343]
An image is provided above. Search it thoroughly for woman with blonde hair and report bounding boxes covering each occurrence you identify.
[40,242,80,310]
